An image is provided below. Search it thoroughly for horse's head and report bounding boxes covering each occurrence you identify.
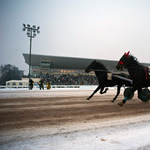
[85,60,97,73]
[116,51,130,71]
[85,60,107,73]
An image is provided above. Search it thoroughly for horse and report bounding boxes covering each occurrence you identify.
[85,60,132,102]
[116,51,150,106]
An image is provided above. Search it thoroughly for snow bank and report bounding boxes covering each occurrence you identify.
[1,114,150,150]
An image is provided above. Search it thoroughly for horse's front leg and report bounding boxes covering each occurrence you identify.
[86,85,101,100]
[137,88,142,99]
[100,87,108,94]
[111,84,121,102]
[118,87,136,107]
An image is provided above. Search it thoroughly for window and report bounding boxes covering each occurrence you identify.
[40,60,50,69]
[7,82,10,85]
[12,82,16,85]
[19,82,23,85]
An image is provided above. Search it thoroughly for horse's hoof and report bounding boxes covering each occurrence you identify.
[111,100,114,103]
[118,102,124,107]
[86,98,90,100]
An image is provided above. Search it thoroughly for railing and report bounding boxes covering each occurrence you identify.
[0,85,80,89]
[51,85,80,88]
[0,85,29,89]
[0,85,98,89]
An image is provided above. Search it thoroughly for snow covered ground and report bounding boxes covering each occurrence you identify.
[0,87,150,150]
[0,86,121,99]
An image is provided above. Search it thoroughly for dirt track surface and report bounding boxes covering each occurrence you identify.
[1,93,150,132]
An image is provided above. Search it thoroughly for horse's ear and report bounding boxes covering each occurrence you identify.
[126,51,130,58]
[126,51,130,55]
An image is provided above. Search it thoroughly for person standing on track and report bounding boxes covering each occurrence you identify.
[47,80,51,90]
[29,79,34,90]
[39,79,44,90]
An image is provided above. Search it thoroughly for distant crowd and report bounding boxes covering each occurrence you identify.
[47,74,98,85]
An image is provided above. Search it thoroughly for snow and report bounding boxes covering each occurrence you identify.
[0,87,150,150]
[1,115,150,150]
[0,86,121,99]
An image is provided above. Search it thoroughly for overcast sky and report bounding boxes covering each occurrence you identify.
[0,0,150,75]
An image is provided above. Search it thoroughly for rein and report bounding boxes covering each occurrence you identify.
[132,68,148,80]
[132,71,141,80]
[145,68,148,80]
[90,69,110,72]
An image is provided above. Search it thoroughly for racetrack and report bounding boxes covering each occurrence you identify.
[0,88,150,150]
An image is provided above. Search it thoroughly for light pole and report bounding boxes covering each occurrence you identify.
[22,24,40,89]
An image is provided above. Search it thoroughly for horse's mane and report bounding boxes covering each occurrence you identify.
[95,60,108,71]
[129,55,144,67]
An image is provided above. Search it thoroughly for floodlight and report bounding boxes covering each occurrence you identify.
[27,32,30,36]
[23,24,26,28]
[33,33,36,37]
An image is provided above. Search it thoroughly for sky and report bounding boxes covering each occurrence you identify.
[0,0,150,75]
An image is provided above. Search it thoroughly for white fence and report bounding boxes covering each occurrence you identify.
[0,85,100,90]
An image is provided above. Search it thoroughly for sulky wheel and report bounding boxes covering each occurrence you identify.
[124,88,134,100]
[138,89,150,102]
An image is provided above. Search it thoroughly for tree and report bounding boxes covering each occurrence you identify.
[0,64,21,85]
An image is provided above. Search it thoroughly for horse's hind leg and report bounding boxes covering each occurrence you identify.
[86,85,100,100]
[100,87,108,94]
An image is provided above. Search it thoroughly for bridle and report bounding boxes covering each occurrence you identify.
[118,51,130,69]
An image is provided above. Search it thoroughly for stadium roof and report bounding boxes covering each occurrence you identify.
[23,53,150,73]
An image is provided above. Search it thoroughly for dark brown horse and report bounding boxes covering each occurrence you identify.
[116,51,150,106]
[85,60,132,102]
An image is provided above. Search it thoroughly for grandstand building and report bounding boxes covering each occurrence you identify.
[23,53,120,78]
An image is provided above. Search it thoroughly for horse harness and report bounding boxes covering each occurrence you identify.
[132,67,150,81]
[148,66,150,80]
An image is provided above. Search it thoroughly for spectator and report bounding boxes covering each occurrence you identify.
[48,74,98,85]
